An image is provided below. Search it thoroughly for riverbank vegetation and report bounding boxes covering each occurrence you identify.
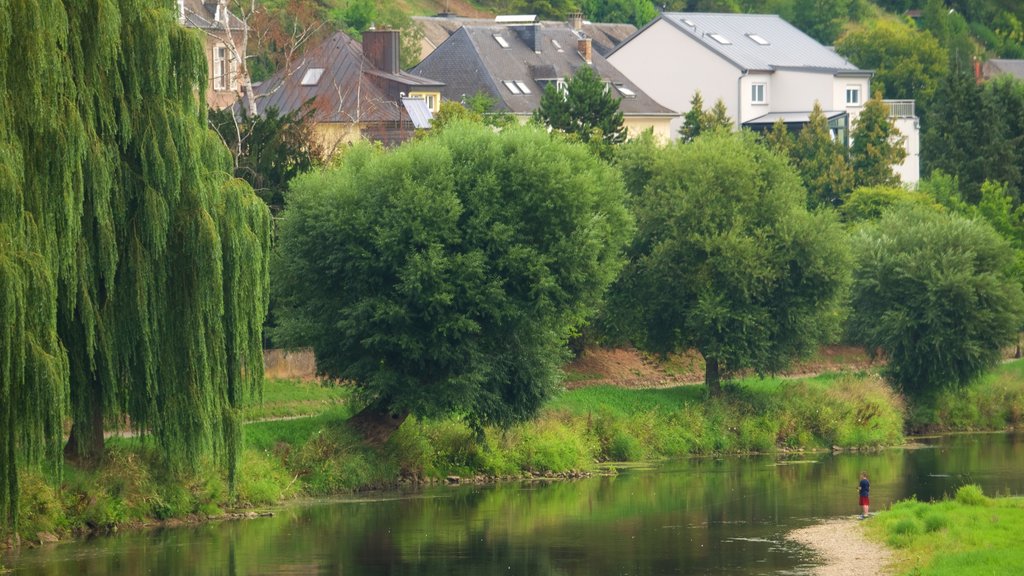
[866,485,1024,575]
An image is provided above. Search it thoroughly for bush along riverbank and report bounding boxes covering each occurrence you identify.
[9,361,1024,546]
[864,485,1024,575]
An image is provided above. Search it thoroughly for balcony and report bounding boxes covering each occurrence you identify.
[883,100,916,118]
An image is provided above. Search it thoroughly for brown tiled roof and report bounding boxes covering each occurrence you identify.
[255,32,443,125]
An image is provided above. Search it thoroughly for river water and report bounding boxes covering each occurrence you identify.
[3,432,1022,575]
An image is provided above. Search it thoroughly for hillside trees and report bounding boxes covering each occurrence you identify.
[848,205,1024,396]
[607,132,851,394]
[1,0,271,532]
[272,123,633,441]
[835,19,948,107]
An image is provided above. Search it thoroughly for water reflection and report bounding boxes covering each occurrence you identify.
[4,432,1022,575]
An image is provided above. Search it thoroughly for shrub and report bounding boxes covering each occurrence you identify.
[956,484,989,506]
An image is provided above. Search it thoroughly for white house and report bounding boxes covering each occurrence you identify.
[608,12,919,184]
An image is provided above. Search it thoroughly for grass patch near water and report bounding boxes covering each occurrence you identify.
[866,485,1024,575]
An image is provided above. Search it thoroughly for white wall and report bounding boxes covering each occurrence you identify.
[609,19,739,137]
[891,116,920,186]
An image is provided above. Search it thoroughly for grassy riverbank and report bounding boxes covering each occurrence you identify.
[8,360,1024,545]
[865,486,1024,575]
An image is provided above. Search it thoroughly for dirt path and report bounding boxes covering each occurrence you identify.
[789,518,893,576]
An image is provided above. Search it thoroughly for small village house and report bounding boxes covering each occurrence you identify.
[608,12,920,184]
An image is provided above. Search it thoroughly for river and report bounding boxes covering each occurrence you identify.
[3,432,1022,575]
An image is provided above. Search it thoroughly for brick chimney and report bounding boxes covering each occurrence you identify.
[578,37,592,64]
[568,11,583,31]
[363,29,401,75]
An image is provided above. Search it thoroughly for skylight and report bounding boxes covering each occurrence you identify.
[551,39,563,51]
[616,85,636,98]
[746,33,770,45]
[494,35,510,48]
[503,80,522,94]
[514,81,532,94]
[683,19,695,27]
[708,33,732,45]
[300,68,324,86]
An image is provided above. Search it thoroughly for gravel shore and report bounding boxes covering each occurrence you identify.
[788,517,893,576]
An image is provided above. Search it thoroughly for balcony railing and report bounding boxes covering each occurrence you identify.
[883,100,916,118]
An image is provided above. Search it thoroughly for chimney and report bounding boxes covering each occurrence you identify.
[578,37,592,64]
[568,11,583,31]
[514,24,542,53]
[363,29,401,75]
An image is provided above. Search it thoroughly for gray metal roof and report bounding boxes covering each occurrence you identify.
[984,59,1024,80]
[409,24,675,117]
[743,110,847,125]
[402,97,434,128]
[645,13,862,74]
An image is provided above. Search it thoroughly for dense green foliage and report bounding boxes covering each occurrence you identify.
[835,19,948,106]
[866,487,1024,575]
[534,66,627,148]
[209,104,322,212]
[272,122,633,428]
[848,205,1024,396]
[1,0,271,533]
[783,103,855,208]
[608,132,851,392]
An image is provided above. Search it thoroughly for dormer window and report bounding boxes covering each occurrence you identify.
[301,68,324,86]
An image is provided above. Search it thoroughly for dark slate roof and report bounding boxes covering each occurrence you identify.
[985,59,1024,80]
[414,16,637,57]
[612,13,864,74]
[255,32,443,125]
[181,0,246,31]
[408,24,674,117]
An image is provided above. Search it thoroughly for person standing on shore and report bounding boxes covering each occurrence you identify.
[858,472,871,519]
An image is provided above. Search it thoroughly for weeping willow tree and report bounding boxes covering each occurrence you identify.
[1,0,270,534]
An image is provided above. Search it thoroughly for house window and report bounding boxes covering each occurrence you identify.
[213,44,237,91]
[751,83,767,104]
[213,44,228,90]
[846,85,862,106]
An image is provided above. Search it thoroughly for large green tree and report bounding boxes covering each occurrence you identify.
[534,65,626,147]
[848,205,1024,396]
[2,0,270,532]
[608,132,851,394]
[272,122,633,440]
[835,19,948,107]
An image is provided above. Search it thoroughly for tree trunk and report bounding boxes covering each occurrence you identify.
[63,382,104,467]
[347,402,409,447]
[705,356,722,396]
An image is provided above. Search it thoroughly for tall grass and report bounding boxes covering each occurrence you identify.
[865,486,1024,575]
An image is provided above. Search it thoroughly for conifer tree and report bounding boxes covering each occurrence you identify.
[792,103,854,208]
[1,0,270,532]
[850,95,906,188]
[534,65,626,146]
[679,90,706,142]
[703,99,734,133]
